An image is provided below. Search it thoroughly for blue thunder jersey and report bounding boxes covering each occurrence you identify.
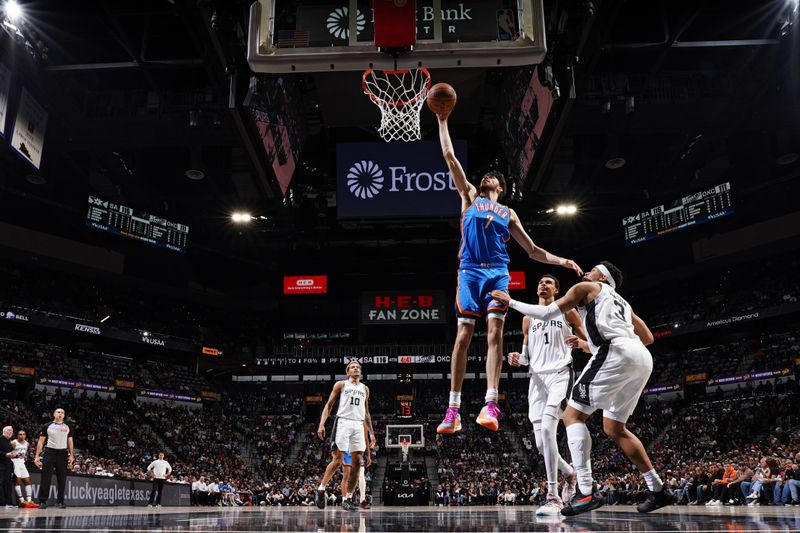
[458,197,511,267]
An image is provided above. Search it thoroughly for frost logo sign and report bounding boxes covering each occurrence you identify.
[347,161,384,199]
[336,140,466,219]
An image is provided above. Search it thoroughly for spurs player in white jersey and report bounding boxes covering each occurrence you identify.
[10,430,38,508]
[506,274,587,515]
[492,261,675,517]
[316,361,376,512]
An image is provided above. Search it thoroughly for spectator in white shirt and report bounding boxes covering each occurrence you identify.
[147,452,172,507]
[192,476,207,506]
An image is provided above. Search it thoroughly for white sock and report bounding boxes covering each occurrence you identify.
[485,388,498,403]
[558,457,573,476]
[358,467,367,503]
[566,423,593,495]
[346,492,353,500]
[317,484,325,491]
[642,469,663,492]
[15,485,22,500]
[541,413,561,495]
[25,484,32,500]
[448,391,461,408]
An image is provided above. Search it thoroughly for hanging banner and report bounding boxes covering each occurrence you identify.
[0,63,11,137]
[10,88,48,169]
[509,271,526,290]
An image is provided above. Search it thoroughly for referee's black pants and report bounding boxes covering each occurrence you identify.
[39,449,68,504]
[149,479,165,505]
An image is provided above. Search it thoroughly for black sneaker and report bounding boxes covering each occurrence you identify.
[342,499,358,512]
[315,490,326,510]
[57,502,67,509]
[637,489,677,513]
[561,489,606,517]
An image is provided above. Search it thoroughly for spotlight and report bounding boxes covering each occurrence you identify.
[231,212,253,223]
[4,0,22,22]
[555,204,578,215]
[143,331,150,337]
[100,315,110,323]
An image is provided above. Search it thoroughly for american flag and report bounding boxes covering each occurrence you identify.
[276,29,310,48]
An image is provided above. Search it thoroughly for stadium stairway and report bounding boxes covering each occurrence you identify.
[288,422,315,464]
[503,422,534,468]
[424,455,439,491]
[372,455,387,504]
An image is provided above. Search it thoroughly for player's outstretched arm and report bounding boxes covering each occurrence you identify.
[437,114,477,209]
[631,313,654,346]
[508,210,583,276]
[492,282,600,321]
[317,381,344,440]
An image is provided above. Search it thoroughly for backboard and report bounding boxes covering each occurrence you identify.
[248,0,546,73]
[385,424,424,448]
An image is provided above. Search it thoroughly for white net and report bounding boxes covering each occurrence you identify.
[362,68,431,142]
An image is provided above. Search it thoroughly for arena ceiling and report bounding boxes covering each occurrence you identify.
[0,0,798,285]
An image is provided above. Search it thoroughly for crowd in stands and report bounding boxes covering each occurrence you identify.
[629,250,800,330]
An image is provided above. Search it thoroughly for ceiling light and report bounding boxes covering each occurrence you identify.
[4,1,22,22]
[776,152,798,165]
[100,315,110,323]
[605,157,626,169]
[231,212,253,223]
[555,204,578,216]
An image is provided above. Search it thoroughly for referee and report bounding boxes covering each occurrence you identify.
[34,408,74,509]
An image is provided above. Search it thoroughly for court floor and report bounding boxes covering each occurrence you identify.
[0,504,799,532]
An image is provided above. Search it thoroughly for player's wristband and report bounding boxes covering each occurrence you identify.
[519,345,530,366]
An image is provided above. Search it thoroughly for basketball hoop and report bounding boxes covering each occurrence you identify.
[362,68,431,142]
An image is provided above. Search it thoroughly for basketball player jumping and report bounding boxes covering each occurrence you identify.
[316,361,376,511]
[492,262,676,516]
[506,274,586,515]
[9,430,38,508]
[436,113,582,435]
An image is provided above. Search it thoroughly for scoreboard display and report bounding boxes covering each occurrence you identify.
[623,182,733,246]
[395,395,414,419]
[86,196,189,253]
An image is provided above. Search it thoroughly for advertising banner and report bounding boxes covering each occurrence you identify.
[137,389,201,403]
[11,365,35,376]
[642,383,682,396]
[651,302,800,338]
[28,472,189,507]
[0,307,218,356]
[38,377,114,393]
[337,140,466,219]
[361,291,447,325]
[684,372,708,383]
[509,271,526,290]
[114,379,135,390]
[283,275,328,295]
[707,367,792,386]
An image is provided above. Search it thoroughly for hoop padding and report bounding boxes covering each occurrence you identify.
[362,68,431,142]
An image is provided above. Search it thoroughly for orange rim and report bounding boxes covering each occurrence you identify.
[362,67,431,108]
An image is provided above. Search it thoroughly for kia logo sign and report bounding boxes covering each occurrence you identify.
[337,140,466,219]
[284,275,328,295]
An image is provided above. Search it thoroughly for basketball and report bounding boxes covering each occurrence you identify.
[427,83,457,115]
